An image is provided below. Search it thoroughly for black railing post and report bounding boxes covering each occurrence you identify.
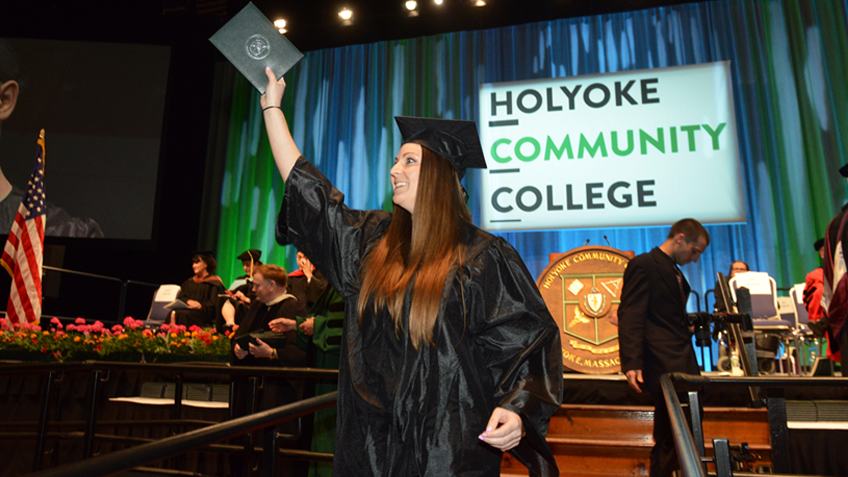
[50,371,65,469]
[687,390,706,465]
[171,374,183,432]
[766,387,791,473]
[117,283,127,321]
[712,438,732,477]
[262,426,278,477]
[243,376,260,476]
[32,370,55,472]
[83,369,102,459]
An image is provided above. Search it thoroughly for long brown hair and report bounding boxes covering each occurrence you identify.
[358,147,471,349]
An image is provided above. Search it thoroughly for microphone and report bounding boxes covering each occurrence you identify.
[583,238,590,246]
[603,235,611,247]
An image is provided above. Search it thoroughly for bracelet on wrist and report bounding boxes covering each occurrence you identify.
[262,105,282,112]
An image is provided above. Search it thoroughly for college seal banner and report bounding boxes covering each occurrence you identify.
[536,245,633,374]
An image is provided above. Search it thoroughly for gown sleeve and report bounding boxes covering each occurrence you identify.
[276,158,391,298]
[467,237,563,476]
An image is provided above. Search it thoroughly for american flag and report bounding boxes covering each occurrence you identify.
[1,130,46,324]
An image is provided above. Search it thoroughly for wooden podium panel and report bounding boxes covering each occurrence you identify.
[537,246,633,374]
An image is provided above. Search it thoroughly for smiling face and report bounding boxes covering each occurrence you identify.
[191,257,208,276]
[252,272,277,304]
[390,143,423,214]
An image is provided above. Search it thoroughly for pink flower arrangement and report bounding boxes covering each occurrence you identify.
[0,317,232,362]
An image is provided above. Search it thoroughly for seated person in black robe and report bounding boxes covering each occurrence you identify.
[232,263,307,367]
[220,248,262,331]
[286,250,327,310]
[230,263,309,477]
[170,251,225,327]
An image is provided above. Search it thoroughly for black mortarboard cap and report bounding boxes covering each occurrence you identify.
[209,2,304,94]
[395,116,487,179]
[814,238,825,252]
[193,250,215,258]
[840,163,848,177]
[237,249,262,262]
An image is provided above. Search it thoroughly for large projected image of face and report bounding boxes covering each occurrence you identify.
[0,38,170,239]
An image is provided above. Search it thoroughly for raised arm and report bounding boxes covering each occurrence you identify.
[261,67,301,182]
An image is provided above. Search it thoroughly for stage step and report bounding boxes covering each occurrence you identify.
[500,404,771,476]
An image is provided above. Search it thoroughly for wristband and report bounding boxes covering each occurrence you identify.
[262,105,282,112]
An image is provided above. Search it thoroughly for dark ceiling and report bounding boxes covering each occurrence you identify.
[4,0,706,51]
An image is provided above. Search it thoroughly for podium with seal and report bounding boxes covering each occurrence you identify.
[536,245,634,374]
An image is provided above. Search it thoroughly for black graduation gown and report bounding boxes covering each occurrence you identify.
[276,158,563,477]
[231,295,308,367]
[174,277,224,327]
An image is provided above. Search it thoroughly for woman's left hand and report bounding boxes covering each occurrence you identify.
[248,338,274,359]
[186,299,202,310]
[260,67,286,110]
[479,407,523,452]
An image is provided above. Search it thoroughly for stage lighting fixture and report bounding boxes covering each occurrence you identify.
[339,7,353,20]
[405,0,419,16]
[474,0,486,6]
[274,19,287,34]
[434,0,443,5]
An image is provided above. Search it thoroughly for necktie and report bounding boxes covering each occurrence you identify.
[673,265,686,304]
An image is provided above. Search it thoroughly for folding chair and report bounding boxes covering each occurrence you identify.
[145,284,182,324]
[729,272,795,374]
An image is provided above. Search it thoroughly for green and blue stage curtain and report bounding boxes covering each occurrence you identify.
[204,0,848,325]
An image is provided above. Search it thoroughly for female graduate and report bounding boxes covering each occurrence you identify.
[261,68,562,477]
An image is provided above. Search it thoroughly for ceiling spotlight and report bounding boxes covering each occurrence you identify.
[339,7,353,20]
[434,0,443,4]
[405,0,419,16]
[474,0,486,5]
[274,19,287,34]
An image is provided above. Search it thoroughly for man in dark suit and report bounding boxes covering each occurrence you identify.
[618,218,710,477]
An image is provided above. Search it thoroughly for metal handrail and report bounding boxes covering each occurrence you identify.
[42,266,126,320]
[24,391,338,477]
[42,265,124,284]
[0,361,339,474]
[660,374,705,477]
[664,373,845,390]
[0,361,339,380]
[662,372,847,477]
